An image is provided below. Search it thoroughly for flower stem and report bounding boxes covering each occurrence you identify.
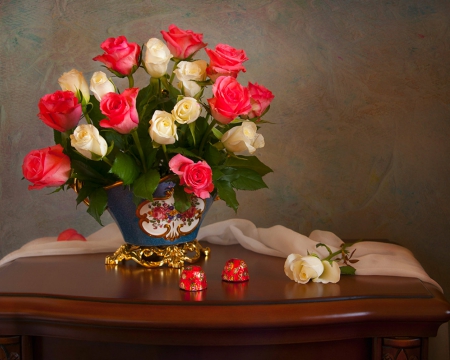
[128,75,134,88]
[321,243,354,262]
[160,76,177,100]
[131,130,147,173]
[169,59,181,84]
[61,131,70,151]
[84,110,92,125]
[102,156,113,167]
[199,116,216,157]
[162,144,170,164]
[323,250,342,262]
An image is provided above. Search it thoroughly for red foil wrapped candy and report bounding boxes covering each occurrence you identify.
[221,258,250,282]
[179,265,207,291]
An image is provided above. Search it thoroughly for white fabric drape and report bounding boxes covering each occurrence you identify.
[0,219,441,292]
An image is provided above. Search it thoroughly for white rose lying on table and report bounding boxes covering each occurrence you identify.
[284,242,358,284]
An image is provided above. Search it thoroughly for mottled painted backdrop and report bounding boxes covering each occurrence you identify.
[1,0,450,330]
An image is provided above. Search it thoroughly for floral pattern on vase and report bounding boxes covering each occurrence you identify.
[137,191,205,241]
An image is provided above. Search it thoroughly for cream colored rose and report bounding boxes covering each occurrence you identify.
[143,38,172,78]
[172,97,201,125]
[313,260,341,284]
[179,79,202,97]
[174,60,207,82]
[58,69,90,103]
[174,60,207,97]
[70,124,108,159]
[284,254,324,284]
[90,71,115,102]
[221,121,265,154]
[149,111,178,145]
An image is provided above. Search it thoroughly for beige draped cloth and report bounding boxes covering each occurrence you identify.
[0,219,441,292]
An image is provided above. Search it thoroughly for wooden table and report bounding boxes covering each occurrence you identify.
[0,242,449,360]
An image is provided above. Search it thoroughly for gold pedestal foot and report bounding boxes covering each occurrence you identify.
[105,240,210,269]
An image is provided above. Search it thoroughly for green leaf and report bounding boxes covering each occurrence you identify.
[215,179,239,212]
[230,168,268,191]
[204,144,226,166]
[74,183,98,206]
[340,265,356,275]
[71,160,112,185]
[188,122,197,145]
[106,140,115,156]
[132,170,160,200]
[217,167,239,182]
[225,155,273,176]
[166,147,201,159]
[144,145,159,170]
[86,187,108,225]
[173,185,191,213]
[102,130,126,151]
[194,79,213,87]
[54,130,63,147]
[110,152,140,185]
[212,168,224,181]
[87,96,103,127]
[136,78,159,126]
[193,116,208,143]
[211,127,223,140]
[137,79,158,111]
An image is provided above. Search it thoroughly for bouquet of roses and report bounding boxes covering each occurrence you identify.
[22,24,274,225]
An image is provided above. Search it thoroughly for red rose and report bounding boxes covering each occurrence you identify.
[93,36,141,77]
[38,90,82,132]
[22,144,71,190]
[207,76,251,124]
[169,154,214,199]
[247,82,275,119]
[161,24,207,59]
[99,88,139,134]
[205,43,248,80]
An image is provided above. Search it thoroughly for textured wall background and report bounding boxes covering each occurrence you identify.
[1,0,449,329]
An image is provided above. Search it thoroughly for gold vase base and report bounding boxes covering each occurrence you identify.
[105,240,210,269]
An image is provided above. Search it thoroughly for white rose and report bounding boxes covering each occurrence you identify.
[221,121,265,154]
[70,124,108,159]
[284,254,324,284]
[90,71,115,102]
[313,260,341,284]
[172,97,201,125]
[174,60,207,97]
[174,60,207,82]
[144,38,172,78]
[179,80,202,97]
[149,111,178,145]
[58,69,90,103]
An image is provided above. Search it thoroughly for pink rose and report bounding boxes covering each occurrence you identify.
[57,228,87,241]
[161,24,207,59]
[168,153,193,175]
[169,154,214,199]
[38,90,82,132]
[99,88,139,134]
[205,43,248,80]
[247,82,275,119]
[22,144,71,190]
[93,36,141,77]
[207,76,252,124]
